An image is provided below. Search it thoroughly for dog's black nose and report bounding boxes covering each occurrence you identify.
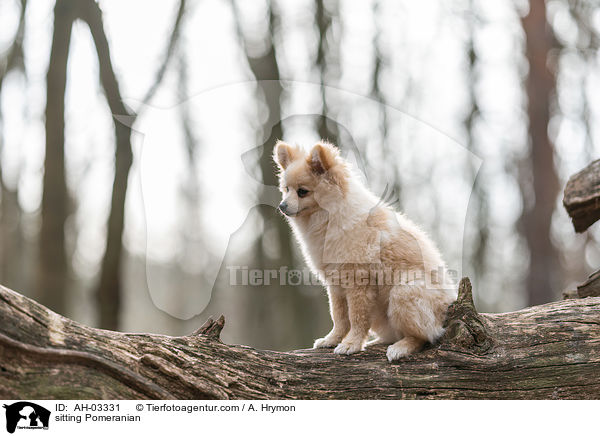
[278,202,288,213]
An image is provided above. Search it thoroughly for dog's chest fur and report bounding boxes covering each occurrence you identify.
[290,207,385,275]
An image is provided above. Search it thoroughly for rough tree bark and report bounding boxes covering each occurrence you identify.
[1,278,599,400]
[563,158,600,233]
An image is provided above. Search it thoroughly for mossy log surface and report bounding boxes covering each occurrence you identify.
[1,279,599,399]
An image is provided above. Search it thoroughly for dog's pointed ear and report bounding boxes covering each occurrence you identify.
[308,142,338,175]
[274,140,299,170]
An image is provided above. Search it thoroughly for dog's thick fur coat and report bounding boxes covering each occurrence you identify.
[274,141,457,361]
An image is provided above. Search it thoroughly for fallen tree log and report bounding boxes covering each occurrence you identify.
[1,279,599,399]
[563,159,600,233]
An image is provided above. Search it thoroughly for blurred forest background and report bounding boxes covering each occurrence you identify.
[1,0,599,351]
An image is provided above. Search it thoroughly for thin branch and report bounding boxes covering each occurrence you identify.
[140,0,188,108]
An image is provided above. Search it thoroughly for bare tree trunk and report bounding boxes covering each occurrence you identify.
[371,1,401,202]
[235,2,292,267]
[35,0,161,330]
[463,2,489,290]
[78,0,186,330]
[0,0,27,287]
[74,0,133,331]
[232,0,312,350]
[1,279,600,399]
[521,0,561,305]
[38,0,76,315]
[316,0,338,142]
[0,183,24,291]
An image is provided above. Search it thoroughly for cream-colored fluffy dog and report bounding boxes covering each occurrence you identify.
[274,140,457,361]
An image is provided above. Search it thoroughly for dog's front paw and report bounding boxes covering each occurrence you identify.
[313,336,340,349]
[386,343,409,362]
[334,340,363,355]
[386,337,424,362]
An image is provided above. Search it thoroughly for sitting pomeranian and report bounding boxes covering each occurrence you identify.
[274,140,457,361]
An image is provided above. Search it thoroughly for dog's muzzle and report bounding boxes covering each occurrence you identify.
[278,202,289,215]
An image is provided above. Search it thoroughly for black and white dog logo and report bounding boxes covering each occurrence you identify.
[3,402,50,433]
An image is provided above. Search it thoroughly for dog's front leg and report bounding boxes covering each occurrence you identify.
[333,287,371,355]
[313,287,350,348]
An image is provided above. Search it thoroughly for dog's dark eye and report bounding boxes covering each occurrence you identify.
[297,188,309,198]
